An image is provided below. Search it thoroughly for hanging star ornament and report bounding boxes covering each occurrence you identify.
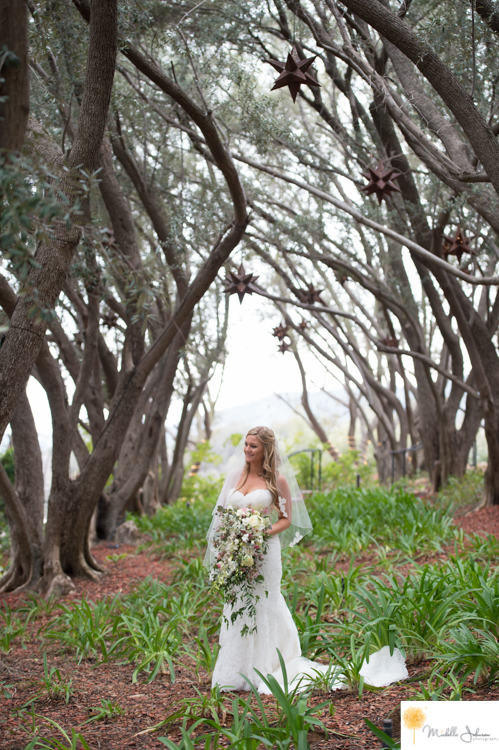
[297,284,324,305]
[223,264,260,304]
[272,323,289,341]
[278,341,292,354]
[297,319,308,332]
[442,227,476,264]
[380,337,398,348]
[360,161,402,205]
[101,312,118,329]
[265,46,321,103]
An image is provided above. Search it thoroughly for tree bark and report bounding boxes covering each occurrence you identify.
[163,381,207,504]
[0,0,29,152]
[0,392,44,591]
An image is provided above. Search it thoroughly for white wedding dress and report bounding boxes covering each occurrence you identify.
[211,488,408,693]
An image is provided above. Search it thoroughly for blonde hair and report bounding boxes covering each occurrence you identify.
[237,426,281,509]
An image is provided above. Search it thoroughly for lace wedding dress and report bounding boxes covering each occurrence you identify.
[211,488,408,693]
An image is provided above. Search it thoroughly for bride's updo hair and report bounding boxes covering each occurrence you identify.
[238,426,281,508]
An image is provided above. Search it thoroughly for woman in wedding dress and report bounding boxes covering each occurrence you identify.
[204,426,408,693]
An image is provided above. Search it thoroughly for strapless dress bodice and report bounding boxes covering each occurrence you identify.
[227,488,273,510]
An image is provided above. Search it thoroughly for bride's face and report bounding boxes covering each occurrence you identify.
[244,435,264,465]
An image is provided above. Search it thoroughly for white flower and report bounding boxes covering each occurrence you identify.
[242,534,250,542]
[241,554,254,567]
[236,508,248,517]
[245,515,260,527]
[245,515,265,531]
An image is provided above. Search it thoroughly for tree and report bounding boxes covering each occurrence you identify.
[0,0,247,593]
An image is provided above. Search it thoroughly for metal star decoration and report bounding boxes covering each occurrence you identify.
[223,264,260,303]
[278,341,292,354]
[272,323,289,341]
[102,312,118,329]
[361,161,402,205]
[297,320,308,332]
[265,46,321,103]
[380,337,398,348]
[442,227,476,264]
[297,284,324,305]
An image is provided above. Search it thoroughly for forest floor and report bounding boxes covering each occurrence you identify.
[1,502,499,750]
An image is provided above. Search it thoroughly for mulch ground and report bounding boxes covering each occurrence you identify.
[1,506,499,750]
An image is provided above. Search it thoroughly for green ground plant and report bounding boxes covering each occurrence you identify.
[438,470,484,510]
[23,715,91,750]
[306,486,454,556]
[32,653,74,704]
[83,699,125,724]
[289,449,374,493]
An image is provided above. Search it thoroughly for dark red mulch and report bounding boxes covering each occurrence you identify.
[454,504,499,540]
[1,542,174,611]
[1,509,499,749]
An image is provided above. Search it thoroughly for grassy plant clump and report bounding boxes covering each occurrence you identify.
[133,486,215,548]
[438,470,484,510]
[83,699,125,724]
[290,448,375,492]
[306,486,454,556]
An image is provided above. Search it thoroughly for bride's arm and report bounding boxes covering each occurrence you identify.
[269,475,292,536]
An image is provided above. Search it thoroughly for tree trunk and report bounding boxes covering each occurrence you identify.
[0,0,29,152]
[0,391,44,591]
[374,422,391,484]
[97,323,190,538]
[163,382,207,504]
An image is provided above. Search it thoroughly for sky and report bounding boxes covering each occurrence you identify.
[210,294,325,411]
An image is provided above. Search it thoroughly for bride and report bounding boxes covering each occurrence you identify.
[204,425,408,693]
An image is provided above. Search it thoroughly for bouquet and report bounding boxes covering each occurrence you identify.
[209,506,272,635]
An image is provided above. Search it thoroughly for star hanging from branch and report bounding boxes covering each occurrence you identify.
[380,337,398,349]
[101,312,118,329]
[278,341,292,354]
[360,161,402,205]
[297,284,324,305]
[223,264,260,303]
[442,227,476,264]
[265,46,321,103]
[272,323,289,341]
[297,320,308,332]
